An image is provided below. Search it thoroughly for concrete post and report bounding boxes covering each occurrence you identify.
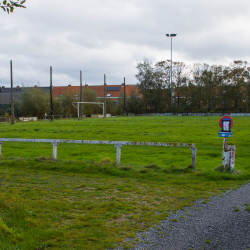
[221,138,234,169]
[230,145,236,170]
[190,147,197,169]
[115,144,123,164]
[51,142,59,159]
[0,141,2,156]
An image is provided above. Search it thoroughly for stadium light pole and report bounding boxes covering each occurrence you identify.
[166,34,177,113]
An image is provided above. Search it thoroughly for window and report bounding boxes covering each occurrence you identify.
[107,94,111,97]
[106,87,120,91]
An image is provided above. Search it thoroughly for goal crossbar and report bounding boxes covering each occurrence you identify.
[72,102,104,119]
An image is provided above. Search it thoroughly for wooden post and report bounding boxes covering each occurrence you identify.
[50,66,53,121]
[124,77,126,116]
[80,71,83,119]
[104,74,106,118]
[10,60,14,124]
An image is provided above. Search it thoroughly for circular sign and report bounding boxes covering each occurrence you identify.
[219,116,233,129]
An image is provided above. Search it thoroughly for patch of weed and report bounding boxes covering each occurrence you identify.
[234,206,240,212]
[144,164,161,170]
[213,165,241,175]
[100,157,112,163]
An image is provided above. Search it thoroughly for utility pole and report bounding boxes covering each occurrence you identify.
[124,77,126,116]
[10,60,14,124]
[50,66,53,121]
[80,71,83,119]
[104,74,106,118]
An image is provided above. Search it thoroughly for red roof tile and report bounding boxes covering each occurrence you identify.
[53,84,141,100]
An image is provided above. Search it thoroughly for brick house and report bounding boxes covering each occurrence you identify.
[52,84,141,104]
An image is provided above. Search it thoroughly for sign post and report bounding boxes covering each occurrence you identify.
[218,116,235,170]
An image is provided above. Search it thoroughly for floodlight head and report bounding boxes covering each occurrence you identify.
[170,34,177,37]
[166,34,169,37]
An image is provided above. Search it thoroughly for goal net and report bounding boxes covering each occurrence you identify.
[72,102,104,120]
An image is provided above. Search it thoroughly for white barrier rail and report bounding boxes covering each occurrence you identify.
[0,138,197,168]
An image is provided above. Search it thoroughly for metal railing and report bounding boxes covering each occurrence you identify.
[0,138,197,169]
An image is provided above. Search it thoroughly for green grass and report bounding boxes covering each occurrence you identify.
[0,116,250,249]
[0,116,250,170]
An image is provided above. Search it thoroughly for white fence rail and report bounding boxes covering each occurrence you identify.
[0,138,197,168]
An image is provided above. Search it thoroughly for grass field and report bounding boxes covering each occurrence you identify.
[0,116,250,249]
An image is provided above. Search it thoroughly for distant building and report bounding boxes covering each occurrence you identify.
[52,84,141,104]
[0,84,141,107]
[0,86,50,107]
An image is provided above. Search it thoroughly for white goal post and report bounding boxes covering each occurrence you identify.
[72,102,104,120]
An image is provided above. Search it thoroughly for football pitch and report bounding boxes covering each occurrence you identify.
[0,116,249,249]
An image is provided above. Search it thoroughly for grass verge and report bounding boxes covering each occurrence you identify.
[0,157,249,249]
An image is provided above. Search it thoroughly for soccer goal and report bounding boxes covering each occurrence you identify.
[72,102,104,120]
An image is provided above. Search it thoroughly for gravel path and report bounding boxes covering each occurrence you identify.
[117,182,250,250]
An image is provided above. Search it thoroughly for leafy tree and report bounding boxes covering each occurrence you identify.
[153,61,170,112]
[136,59,171,113]
[229,61,248,112]
[126,91,144,114]
[136,59,155,111]
[244,66,250,111]
[82,88,100,115]
[172,62,188,112]
[18,87,50,118]
[1,0,26,14]
[59,86,79,115]
[115,92,126,115]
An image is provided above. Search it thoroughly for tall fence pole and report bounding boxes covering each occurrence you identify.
[50,66,54,121]
[104,74,106,118]
[124,77,126,116]
[80,71,83,119]
[10,60,14,124]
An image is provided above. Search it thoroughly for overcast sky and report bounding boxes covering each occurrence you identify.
[0,0,249,87]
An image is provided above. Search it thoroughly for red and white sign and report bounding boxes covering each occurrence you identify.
[219,116,233,129]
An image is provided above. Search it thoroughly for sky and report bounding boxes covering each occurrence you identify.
[0,0,250,87]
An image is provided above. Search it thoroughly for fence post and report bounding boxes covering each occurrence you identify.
[51,142,59,159]
[190,147,197,169]
[115,144,123,164]
[0,141,2,156]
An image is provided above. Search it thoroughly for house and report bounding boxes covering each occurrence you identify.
[52,84,141,104]
[0,86,50,107]
[0,84,141,107]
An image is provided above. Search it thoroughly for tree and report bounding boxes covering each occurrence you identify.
[126,91,144,114]
[153,60,171,112]
[18,87,50,118]
[136,59,155,111]
[172,62,188,112]
[223,61,247,112]
[59,86,79,115]
[115,92,126,115]
[1,0,26,14]
[82,88,100,115]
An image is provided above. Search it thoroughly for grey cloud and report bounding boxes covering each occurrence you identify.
[0,0,250,87]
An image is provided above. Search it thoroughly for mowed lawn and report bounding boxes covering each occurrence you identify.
[0,116,250,249]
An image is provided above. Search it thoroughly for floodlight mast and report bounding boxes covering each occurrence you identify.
[166,33,177,113]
